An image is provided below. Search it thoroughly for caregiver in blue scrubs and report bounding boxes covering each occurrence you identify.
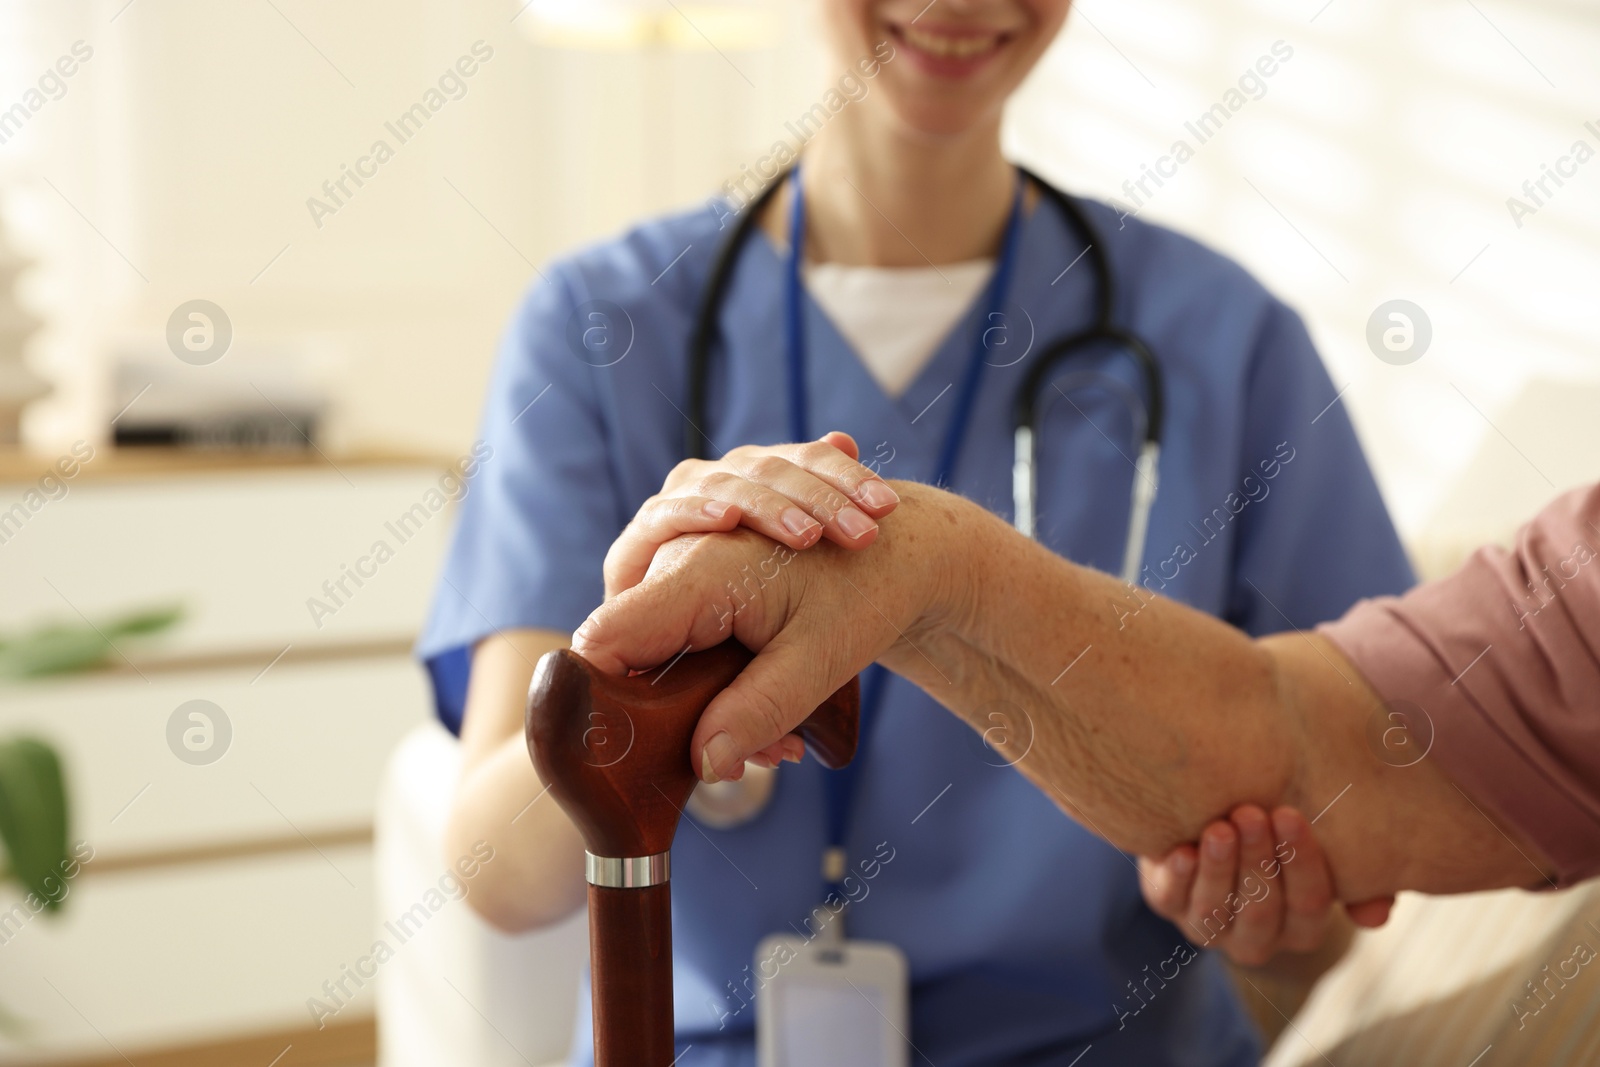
[418,0,1413,1062]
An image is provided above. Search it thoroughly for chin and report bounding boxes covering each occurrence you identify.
[879,95,1004,141]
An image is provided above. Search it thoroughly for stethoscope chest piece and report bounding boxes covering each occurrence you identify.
[686,763,777,829]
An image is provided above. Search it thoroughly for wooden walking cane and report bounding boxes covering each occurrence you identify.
[527,641,861,1066]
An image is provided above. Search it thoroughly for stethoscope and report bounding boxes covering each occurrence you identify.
[682,163,1167,872]
[687,163,1165,584]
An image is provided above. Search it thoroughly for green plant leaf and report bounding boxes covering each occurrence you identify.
[0,627,110,679]
[107,604,185,638]
[0,737,70,912]
[0,604,184,679]
[0,998,30,1039]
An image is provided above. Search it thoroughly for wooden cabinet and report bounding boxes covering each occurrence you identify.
[0,449,454,1065]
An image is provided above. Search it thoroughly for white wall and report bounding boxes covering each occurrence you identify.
[1006,0,1600,542]
[3,0,815,454]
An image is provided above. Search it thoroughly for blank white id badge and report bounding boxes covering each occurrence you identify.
[755,934,909,1067]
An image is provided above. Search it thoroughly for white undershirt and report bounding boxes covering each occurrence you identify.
[803,258,996,398]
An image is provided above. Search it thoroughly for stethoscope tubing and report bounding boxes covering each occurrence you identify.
[688,164,1165,585]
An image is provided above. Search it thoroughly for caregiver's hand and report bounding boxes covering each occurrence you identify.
[602,431,900,599]
[576,481,961,783]
[1139,805,1394,967]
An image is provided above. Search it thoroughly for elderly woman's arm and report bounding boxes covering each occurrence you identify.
[575,479,1591,903]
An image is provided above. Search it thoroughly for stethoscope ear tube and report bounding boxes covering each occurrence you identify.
[1121,442,1160,586]
[1012,421,1159,586]
[1012,425,1037,541]
[1006,182,1165,581]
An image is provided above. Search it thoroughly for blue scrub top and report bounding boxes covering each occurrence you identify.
[417,191,1414,1066]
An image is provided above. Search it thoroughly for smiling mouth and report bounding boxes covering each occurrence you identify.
[894,22,1015,62]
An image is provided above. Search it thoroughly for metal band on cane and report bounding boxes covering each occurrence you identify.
[586,851,671,888]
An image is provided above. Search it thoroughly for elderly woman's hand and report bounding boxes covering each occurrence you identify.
[574,480,969,783]
[601,431,900,600]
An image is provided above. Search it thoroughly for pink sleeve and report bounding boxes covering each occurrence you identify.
[1317,484,1600,888]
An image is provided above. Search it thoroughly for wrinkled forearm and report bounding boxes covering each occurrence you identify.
[883,486,1296,856]
[880,483,1549,900]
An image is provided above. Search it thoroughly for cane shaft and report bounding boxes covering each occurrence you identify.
[588,881,674,1066]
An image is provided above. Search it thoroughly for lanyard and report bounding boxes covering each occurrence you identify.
[784,165,1027,906]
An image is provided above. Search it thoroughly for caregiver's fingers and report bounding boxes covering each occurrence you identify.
[724,442,897,527]
[1185,821,1239,947]
[724,435,890,512]
[749,734,805,769]
[1223,805,1280,966]
[663,434,892,528]
[703,461,881,549]
[653,439,895,553]
[656,435,864,495]
[817,430,860,461]
[1138,847,1197,923]
[1271,807,1335,952]
[1346,896,1395,928]
[603,497,745,599]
